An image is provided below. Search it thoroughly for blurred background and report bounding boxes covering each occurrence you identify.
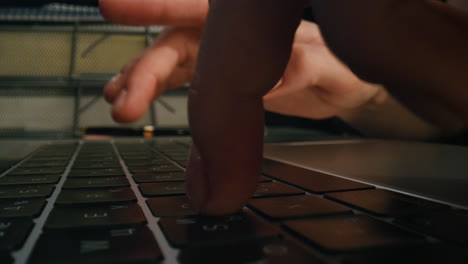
[0,1,191,139]
[0,1,358,141]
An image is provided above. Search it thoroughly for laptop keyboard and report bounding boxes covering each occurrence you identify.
[0,139,467,263]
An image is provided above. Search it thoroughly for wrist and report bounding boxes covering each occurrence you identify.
[337,83,442,140]
[338,82,388,119]
[359,83,388,110]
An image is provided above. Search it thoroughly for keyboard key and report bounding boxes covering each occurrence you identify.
[20,161,68,167]
[147,196,196,217]
[248,195,351,220]
[159,211,279,247]
[139,182,186,197]
[395,210,468,245]
[26,158,69,164]
[326,189,448,217]
[78,145,113,152]
[178,239,325,264]
[120,150,161,160]
[29,227,163,264]
[63,177,129,189]
[68,169,124,177]
[0,218,34,250]
[253,182,305,198]
[0,252,12,264]
[133,172,185,183]
[263,159,372,193]
[74,156,116,162]
[283,214,424,253]
[8,167,64,175]
[35,149,73,156]
[33,149,73,156]
[0,185,54,199]
[123,157,161,162]
[76,153,116,159]
[122,155,165,161]
[342,244,468,264]
[0,199,46,218]
[74,159,117,165]
[72,162,121,169]
[0,174,61,185]
[125,159,172,167]
[33,150,71,156]
[128,164,181,173]
[56,188,136,205]
[45,203,146,230]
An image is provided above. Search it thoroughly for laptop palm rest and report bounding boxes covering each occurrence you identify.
[264,139,468,209]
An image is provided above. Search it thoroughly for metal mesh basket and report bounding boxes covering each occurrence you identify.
[0,4,189,139]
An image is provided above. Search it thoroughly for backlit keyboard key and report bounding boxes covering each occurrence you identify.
[74,156,116,163]
[0,174,61,185]
[20,161,68,168]
[68,169,124,177]
[30,227,163,264]
[263,159,372,193]
[8,167,64,175]
[45,203,146,230]
[63,177,129,189]
[147,196,196,217]
[253,182,304,198]
[0,218,34,250]
[128,164,181,173]
[139,182,186,197]
[284,214,424,253]
[72,162,121,169]
[248,195,351,220]
[178,239,325,264]
[0,199,46,218]
[56,187,136,205]
[0,185,54,199]
[395,210,468,245]
[121,154,164,161]
[133,172,185,183]
[159,211,279,247]
[125,159,172,167]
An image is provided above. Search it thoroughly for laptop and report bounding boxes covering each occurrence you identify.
[0,136,468,264]
[1,2,468,264]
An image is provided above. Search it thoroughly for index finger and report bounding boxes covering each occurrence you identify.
[186,0,305,215]
[99,0,208,27]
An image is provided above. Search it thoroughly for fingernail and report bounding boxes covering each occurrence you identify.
[272,78,283,90]
[109,73,121,89]
[185,144,209,212]
[104,74,121,102]
[110,73,121,83]
[114,89,127,110]
[264,79,283,99]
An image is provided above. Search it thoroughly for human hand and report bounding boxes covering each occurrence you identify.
[309,0,468,129]
[263,21,380,120]
[100,0,207,122]
[102,26,202,122]
[102,19,379,125]
[100,0,383,215]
